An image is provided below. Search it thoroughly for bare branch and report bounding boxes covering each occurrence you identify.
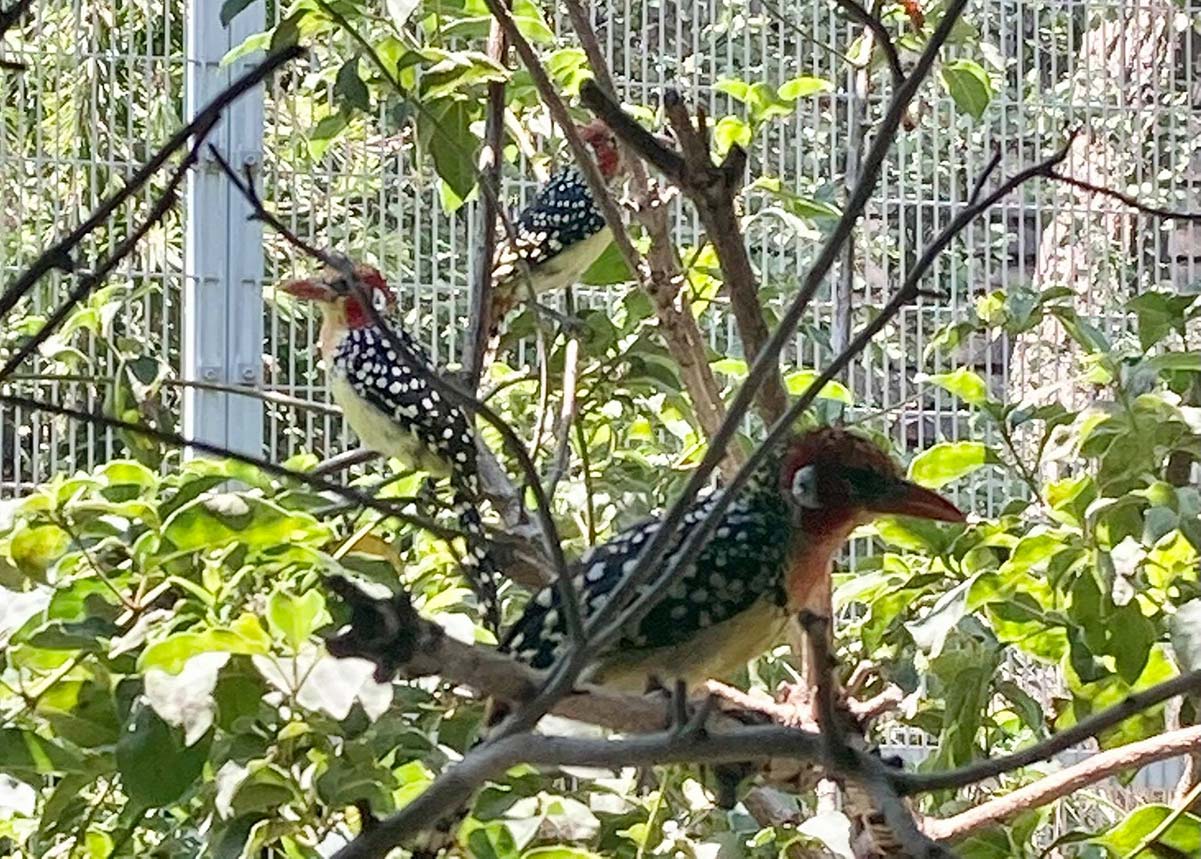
[582,82,788,424]
[312,447,379,476]
[923,725,1201,842]
[0,129,215,382]
[1047,170,1201,221]
[897,668,1201,795]
[0,45,304,324]
[543,334,580,497]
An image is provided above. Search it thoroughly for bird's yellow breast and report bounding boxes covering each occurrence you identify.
[330,374,450,477]
[585,597,791,694]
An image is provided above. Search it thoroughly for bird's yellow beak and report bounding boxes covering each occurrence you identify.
[868,479,965,523]
[281,278,337,303]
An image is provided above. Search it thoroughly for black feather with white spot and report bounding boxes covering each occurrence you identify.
[500,461,793,669]
[332,325,502,631]
[491,164,605,292]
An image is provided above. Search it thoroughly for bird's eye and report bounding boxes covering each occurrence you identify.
[372,289,389,313]
[790,464,821,509]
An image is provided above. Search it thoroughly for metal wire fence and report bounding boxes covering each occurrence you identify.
[1,0,1198,796]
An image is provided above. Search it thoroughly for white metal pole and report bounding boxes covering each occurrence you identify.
[183,0,266,457]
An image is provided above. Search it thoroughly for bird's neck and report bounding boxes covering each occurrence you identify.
[785,509,864,615]
[318,305,351,359]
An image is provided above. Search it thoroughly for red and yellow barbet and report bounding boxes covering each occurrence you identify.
[501,427,965,692]
[487,119,625,341]
[282,265,503,631]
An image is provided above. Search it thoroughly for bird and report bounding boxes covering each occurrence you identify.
[282,263,502,632]
[486,118,625,352]
[499,426,965,693]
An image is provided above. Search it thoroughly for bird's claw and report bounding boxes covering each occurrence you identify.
[532,302,587,336]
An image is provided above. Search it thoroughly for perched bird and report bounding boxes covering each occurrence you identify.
[500,427,965,692]
[487,119,625,344]
[282,264,501,631]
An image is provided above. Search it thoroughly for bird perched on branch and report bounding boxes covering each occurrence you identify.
[487,119,625,348]
[500,427,964,692]
[283,264,502,632]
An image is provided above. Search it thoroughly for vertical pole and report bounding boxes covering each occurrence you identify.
[183,0,266,457]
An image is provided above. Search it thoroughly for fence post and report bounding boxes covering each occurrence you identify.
[182,0,266,457]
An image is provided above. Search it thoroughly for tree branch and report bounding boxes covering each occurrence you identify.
[0,124,217,382]
[923,725,1201,842]
[505,0,736,472]
[897,668,1201,795]
[582,81,788,424]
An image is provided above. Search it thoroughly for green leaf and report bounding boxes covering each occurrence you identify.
[714,78,750,102]
[417,99,478,202]
[139,614,272,673]
[580,242,630,286]
[219,0,255,27]
[940,59,992,119]
[308,112,349,160]
[0,728,88,775]
[1088,804,1201,856]
[116,703,212,807]
[269,11,303,52]
[778,76,832,100]
[784,370,853,404]
[162,494,326,554]
[420,51,508,100]
[713,115,751,155]
[1128,292,1195,351]
[267,589,327,651]
[918,368,990,407]
[334,58,370,113]
[9,523,70,581]
[908,441,996,488]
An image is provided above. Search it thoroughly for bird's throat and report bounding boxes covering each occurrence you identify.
[785,513,861,615]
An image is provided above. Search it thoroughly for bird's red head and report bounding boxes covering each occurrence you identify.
[577,119,622,180]
[281,263,397,329]
[779,427,965,533]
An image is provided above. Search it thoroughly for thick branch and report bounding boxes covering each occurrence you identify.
[924,725,1201,842]
[582,81,787,424]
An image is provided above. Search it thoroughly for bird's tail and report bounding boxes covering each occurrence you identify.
[452,479,503,634]
[480,281,519,373]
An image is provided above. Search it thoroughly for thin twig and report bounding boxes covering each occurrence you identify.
[1047,170,1201,221]
[0,392,459,541]
[0,126,217,382]
[543,333,580,497]
[465,12,509,388]
[0,45,303,324]
[967,142,1003,207]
